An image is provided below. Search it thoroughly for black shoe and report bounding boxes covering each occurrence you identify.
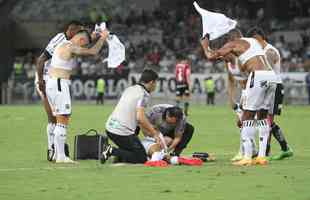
[48,143,69,161]
[65,143,70,157]
[47,148,55,161]
[100,144,113,164]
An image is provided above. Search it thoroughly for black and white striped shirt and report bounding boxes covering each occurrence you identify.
[43,32,67,75]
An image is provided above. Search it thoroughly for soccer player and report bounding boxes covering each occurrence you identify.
[142,104,194,156]
[247,27,293,160]
[36,21,82,161]
[224,53,257,161]
[201,28,280,166]
[175,54,191,116]
[100,69,162,164]
[46,29,109,163]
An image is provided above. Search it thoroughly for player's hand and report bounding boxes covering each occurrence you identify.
[155,132,167,150]
[200,36,209,49]
[236,118,242,128]
[100,29,110,40]
[38,79,46,96]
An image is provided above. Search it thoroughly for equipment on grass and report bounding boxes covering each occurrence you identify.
[74,129,108,160]
[192,152,211,162]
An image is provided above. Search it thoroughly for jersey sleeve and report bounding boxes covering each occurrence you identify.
[136,93,150,109]
[44,33,65,58]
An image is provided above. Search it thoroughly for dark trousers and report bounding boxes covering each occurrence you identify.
[207,92,215,105]
[106,131,147,164]
[96,92,104,104]
[161,123,195,156]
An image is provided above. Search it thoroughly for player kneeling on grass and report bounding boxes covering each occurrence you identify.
[100,69,164,164]
[144,105,194,156]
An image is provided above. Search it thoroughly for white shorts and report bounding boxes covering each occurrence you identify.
[141,136,157,154]
[46,77,72,116]
[243,71,278,111]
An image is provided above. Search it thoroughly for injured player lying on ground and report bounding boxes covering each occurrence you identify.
[141,133,215,167]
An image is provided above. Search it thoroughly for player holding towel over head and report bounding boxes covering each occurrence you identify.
[195,1,279,166]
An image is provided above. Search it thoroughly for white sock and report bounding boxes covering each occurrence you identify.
[47,123,56,150]
[241,120,256,159]
[170,156,179,165]
[54,123,67,161]
[150,151,165,161]
[257,119,270,157]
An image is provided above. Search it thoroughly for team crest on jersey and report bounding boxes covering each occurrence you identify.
[65,104,70,109]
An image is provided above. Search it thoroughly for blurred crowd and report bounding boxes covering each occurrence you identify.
[11,0,310,79]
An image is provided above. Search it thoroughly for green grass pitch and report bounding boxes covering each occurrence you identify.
[0,104,309,200]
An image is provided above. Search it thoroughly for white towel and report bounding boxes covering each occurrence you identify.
[94,22,106,33]
[95,22,126,68]
[106,34,126,68]
[193,1,237,40]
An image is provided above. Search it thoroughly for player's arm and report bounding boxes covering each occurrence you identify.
[265,49,279,66]
[168,133,182,152]
[36,52,50,94]
[227,70,237,109]
[137,107,158,137]
[137,107,164,148]
[136,96,163,146]
[210,42,237,60]
[70,30,109,56]
[200,35,215,60]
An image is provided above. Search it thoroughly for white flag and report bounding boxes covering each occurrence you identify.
[106,34,125,68]
[193,1,237,40]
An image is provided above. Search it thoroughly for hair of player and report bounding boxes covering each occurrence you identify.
[246,26,267,40]
[75,30,92,44]
[139,69,159,84]
[82,22,96,33]
[209,28,242,50]
[165,106,183,121]
[176,53,186,60]
[63,20,83,32]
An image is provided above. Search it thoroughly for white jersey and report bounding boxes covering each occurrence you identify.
[43,33,67,75]
[263,43,281,75]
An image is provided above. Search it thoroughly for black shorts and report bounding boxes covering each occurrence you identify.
[270,83,284,116]
[176,83,190,97]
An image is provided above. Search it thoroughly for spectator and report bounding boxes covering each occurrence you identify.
[204,77,215,105]
[96,77,105,105]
